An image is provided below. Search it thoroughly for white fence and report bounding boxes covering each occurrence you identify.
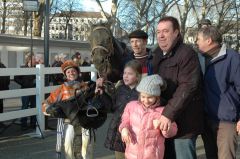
[0,64,97,137]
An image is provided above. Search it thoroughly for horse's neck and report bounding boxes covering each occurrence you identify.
[113,38,124,56]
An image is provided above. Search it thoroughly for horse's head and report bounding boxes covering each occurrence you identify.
[88,22,115,80]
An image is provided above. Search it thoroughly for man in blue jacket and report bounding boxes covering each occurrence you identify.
[196,26,240,159]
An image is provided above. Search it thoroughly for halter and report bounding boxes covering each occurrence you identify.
[91,46,109,56]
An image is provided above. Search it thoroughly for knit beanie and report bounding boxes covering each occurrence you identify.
[136,74,164,96]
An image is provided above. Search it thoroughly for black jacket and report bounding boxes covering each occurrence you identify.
[0,62,10,90]
[104,84,139,152]
[14,65,36,88]
[152,38,204,138]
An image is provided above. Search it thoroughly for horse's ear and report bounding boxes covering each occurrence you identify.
[88,20,93,31]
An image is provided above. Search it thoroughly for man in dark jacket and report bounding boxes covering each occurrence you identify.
[197,26,240,159]
[0,61,10,114]
[152,16,204,159]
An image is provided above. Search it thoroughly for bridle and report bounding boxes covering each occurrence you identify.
[90,26,114,57]
[90,25,115,78]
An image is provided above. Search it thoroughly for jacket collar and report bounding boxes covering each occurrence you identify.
[211,44,227,62]
[64,80,80,86]
[156,35,183,59]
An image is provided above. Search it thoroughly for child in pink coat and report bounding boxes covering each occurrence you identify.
[119,74,178,159]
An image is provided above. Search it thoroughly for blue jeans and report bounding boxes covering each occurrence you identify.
[174,136,197,159]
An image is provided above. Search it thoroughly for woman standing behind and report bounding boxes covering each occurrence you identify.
[95,60,142,159]
[119,74,178,159]
[14,53,36,130]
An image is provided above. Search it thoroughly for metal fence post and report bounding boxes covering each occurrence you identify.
[36,64,45,135]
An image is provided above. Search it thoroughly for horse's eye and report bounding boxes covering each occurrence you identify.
[101,57,105,63]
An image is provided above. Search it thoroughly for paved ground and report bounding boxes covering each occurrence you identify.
[1,98,240,159]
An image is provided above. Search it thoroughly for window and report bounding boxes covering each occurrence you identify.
[81,26,84,31]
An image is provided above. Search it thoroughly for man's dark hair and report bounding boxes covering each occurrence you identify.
[158,16,180,32]
[198,26,222,44]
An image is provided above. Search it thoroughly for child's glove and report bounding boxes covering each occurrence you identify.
[121,128,131,143]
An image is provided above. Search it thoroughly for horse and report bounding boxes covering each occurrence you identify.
[88,22,134,83]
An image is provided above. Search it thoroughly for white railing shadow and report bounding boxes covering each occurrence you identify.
[0,64,97,137]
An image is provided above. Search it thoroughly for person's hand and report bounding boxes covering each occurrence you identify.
[42,103,50,116]
[159,115,172,132]
[121,128,131,144]
[153,119,160,129]
[236,120,240,135]
[43,111,50,116]
[95,78,104,94]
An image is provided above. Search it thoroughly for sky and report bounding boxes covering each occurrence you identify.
[79,0,111,13]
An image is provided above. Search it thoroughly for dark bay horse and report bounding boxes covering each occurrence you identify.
[88,22,133,83]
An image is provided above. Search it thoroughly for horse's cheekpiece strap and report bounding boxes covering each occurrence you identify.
[91,46,110,56]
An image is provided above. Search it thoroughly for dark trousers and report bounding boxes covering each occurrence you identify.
[21,95,36,126]
[115,151,125,159]
[0,99,3,113]
[202,119,237,159]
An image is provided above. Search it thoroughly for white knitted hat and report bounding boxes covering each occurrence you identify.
[136,74,164,96]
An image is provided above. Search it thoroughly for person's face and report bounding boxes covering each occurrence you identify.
[156,21,179,52]
[196,32,210,54]
[140,92,158,108]
[27,56,36,67]
[123,67,138,88]
[65,67,78,81]
[130,38,147,56]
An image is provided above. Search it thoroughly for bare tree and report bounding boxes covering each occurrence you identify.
[0,0,22,34]
[55,0,81,39]
[117,0,176,44]
[23,11,30,36]
[95,0,121,34]
[33,0,45,37]
[1,0,7,33]
[233,0,240,51]
[173,0,192,38]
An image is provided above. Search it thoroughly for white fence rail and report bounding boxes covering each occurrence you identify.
[0,64,97,137]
